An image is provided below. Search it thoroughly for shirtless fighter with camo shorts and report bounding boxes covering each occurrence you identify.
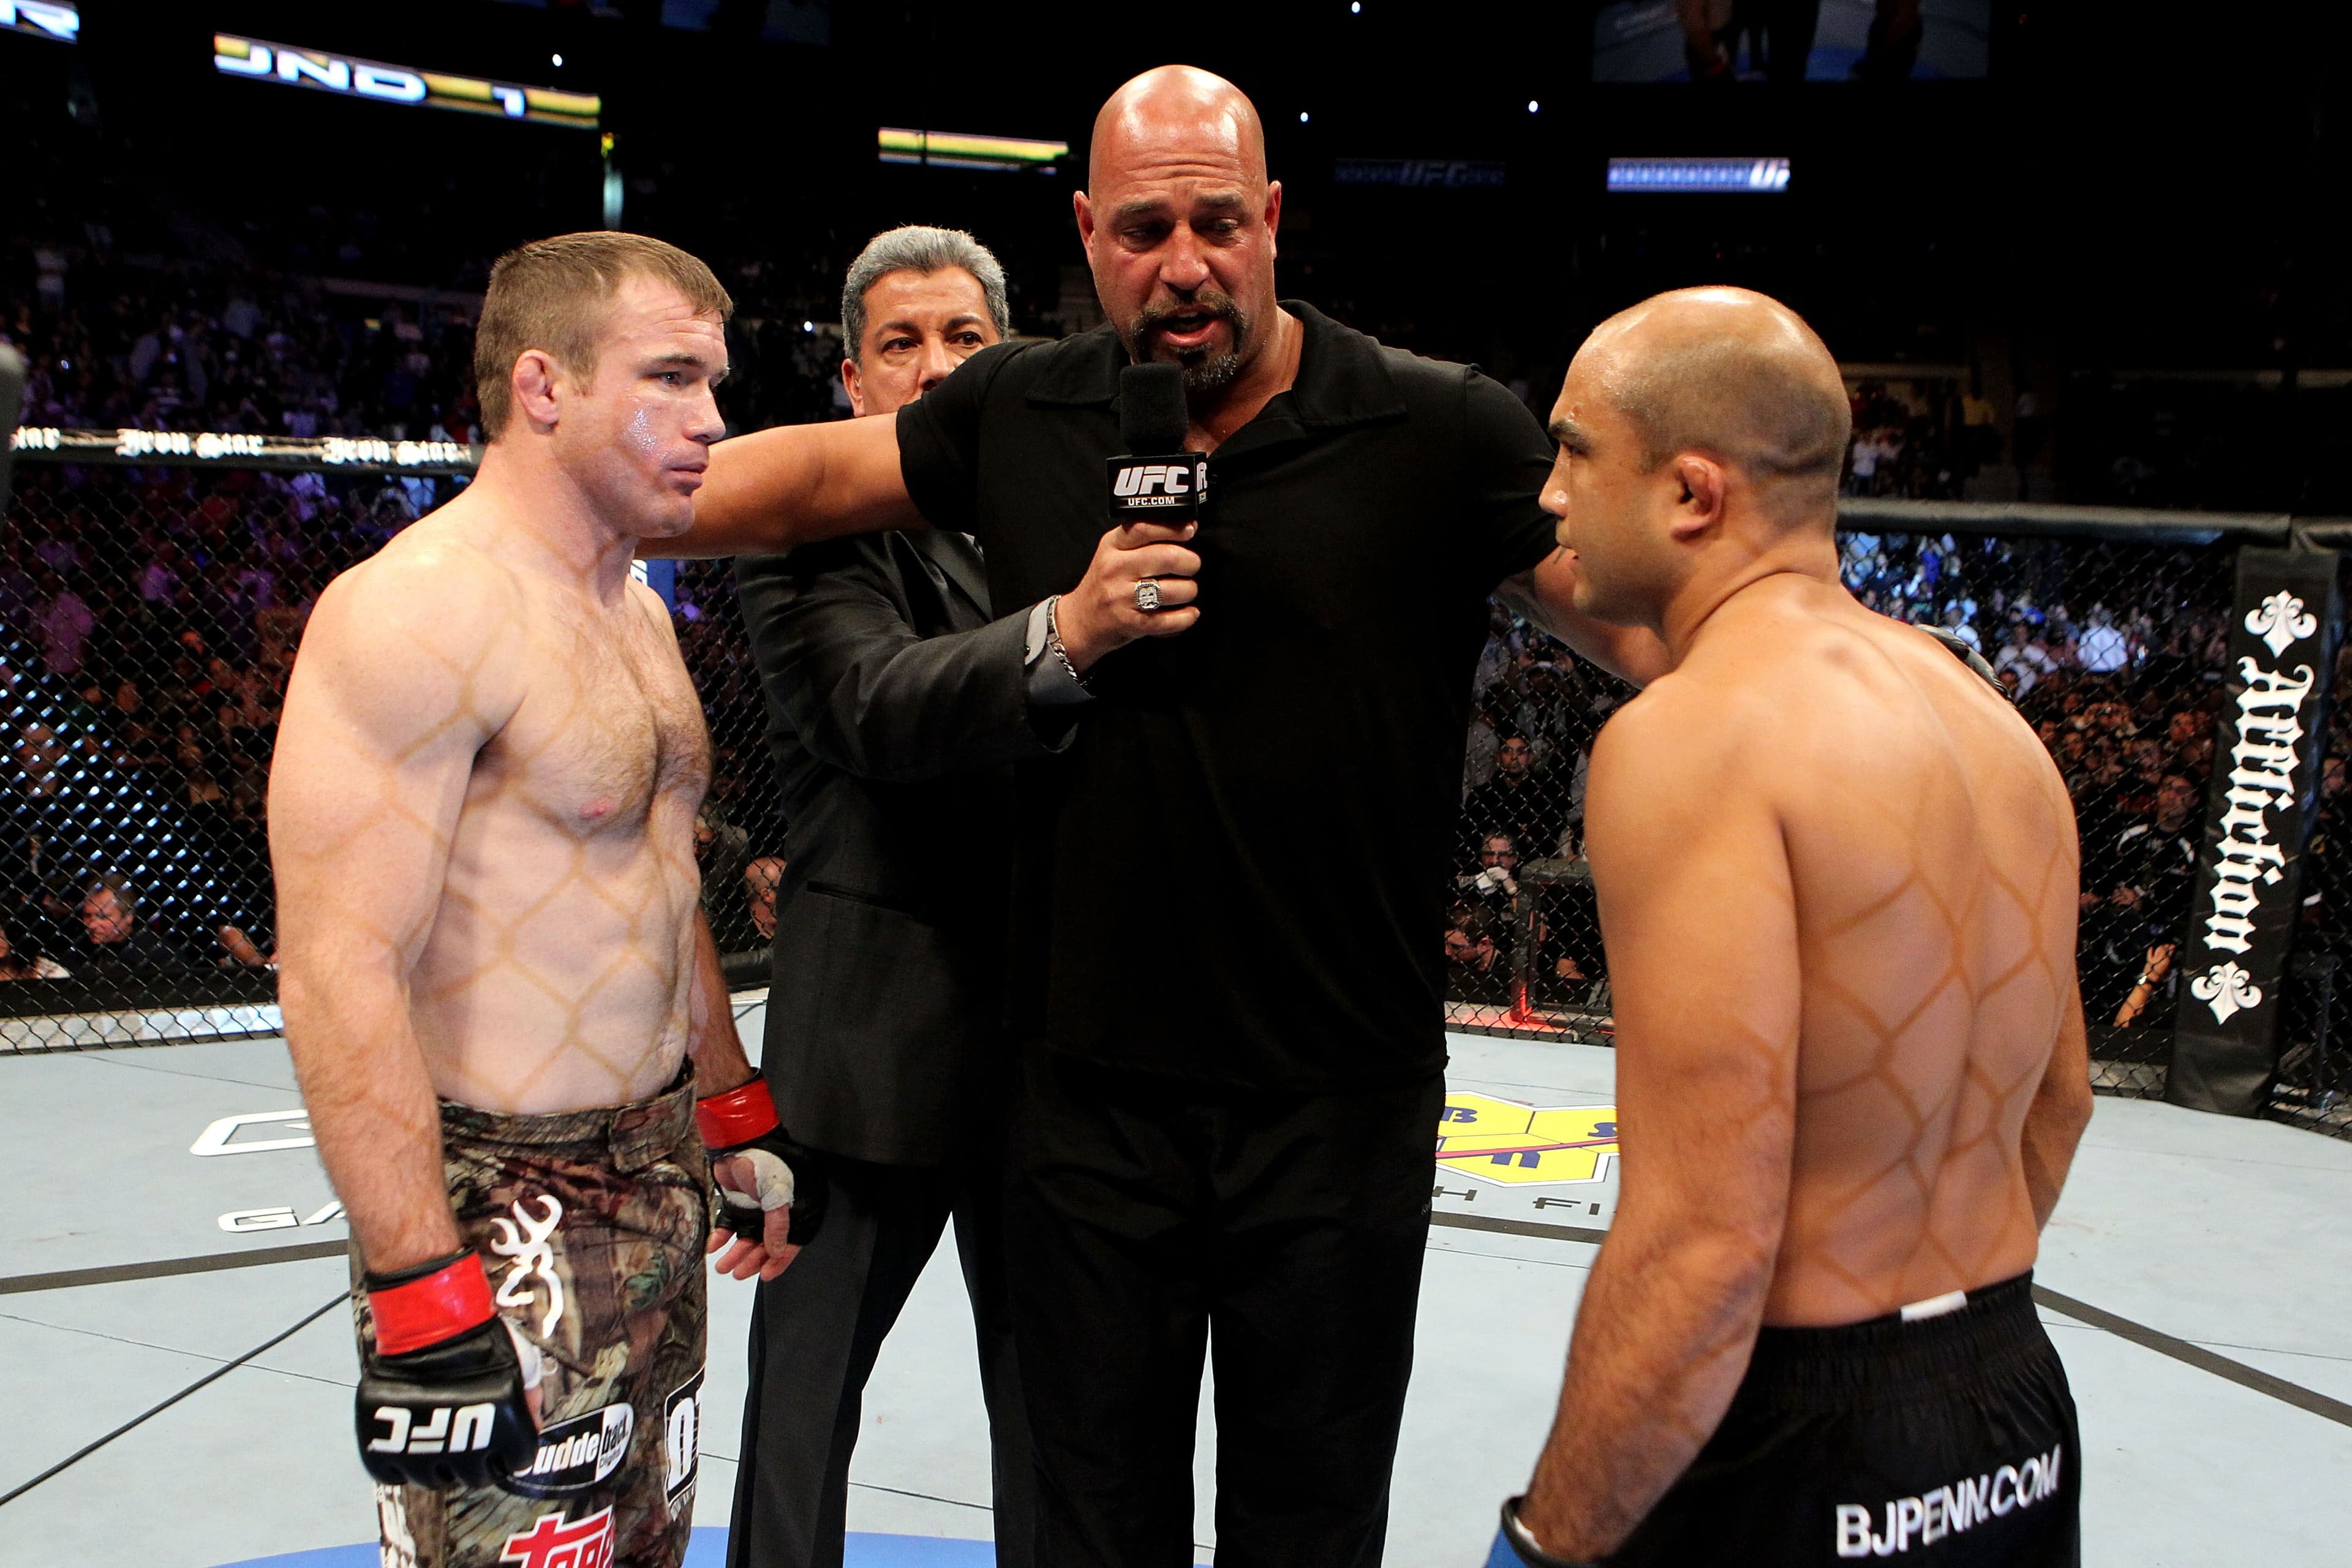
[271,233,820,1568]
[1489,289,2094,1567]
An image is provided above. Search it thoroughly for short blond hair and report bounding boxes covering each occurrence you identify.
[474,232,733,439]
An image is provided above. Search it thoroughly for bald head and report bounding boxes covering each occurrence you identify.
[1078,65,1285,394]
[1090,66,1267,196]
[1580,287,1850,524]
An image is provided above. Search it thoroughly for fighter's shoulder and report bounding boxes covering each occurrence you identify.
[1589,666,1777,788]
[626,577,683,644]
[312,524,520,650]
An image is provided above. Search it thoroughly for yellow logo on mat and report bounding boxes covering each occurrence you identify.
[1437,1092,1618,1186]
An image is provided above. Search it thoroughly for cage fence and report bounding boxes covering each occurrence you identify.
[0,439,785,1049]
[1449,521,2244,1112]
[5,440,2350,1140]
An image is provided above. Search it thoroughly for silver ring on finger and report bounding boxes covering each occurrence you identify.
[1134,579,1163,613]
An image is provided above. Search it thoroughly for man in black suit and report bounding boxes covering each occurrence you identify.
[727,227,1120,1568]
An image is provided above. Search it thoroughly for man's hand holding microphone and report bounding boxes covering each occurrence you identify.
[1051,361,1206,675]
[1054,518,1201,671]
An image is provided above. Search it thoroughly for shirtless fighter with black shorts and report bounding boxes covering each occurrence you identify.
[1489,288,2094,1567]
[271,233,814,1568]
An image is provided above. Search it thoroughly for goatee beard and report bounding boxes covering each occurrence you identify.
[1126,293,1253,394]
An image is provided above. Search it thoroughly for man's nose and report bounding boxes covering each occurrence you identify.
[688,385,727,444]
[915,335,958,394]
[1158,226,1212,293]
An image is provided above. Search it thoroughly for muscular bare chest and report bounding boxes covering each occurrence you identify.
[478,594,710,833]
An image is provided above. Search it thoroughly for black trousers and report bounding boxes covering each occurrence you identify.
[1007,1051,1442,1568]
[726,1148,1036,1568]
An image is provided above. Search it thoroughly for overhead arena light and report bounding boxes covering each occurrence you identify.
[1607,156,1791,193]
[211,33,601,130]
[878,126,1068,174]
[2,1,78,43]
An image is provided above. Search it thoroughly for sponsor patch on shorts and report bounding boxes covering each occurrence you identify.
[502,1401,633,1498]
[1835,1442,2065,1556]
[662,1368,704,1509]
[497,1504,615,1568]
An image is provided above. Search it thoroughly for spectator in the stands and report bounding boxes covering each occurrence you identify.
[1993,620,2057,697]
[1461,734,1568,865]
[74,873,189,973]
[1939,601,1980,652]
[1444,905,1514,1008]
[744,855,785,943]
[2078,604,2131,673]
[1458,833,1523,958]
[2109,736,2168,829]
[34,569,94,677]
[2103,773,2203,1027]
[0,923,69,980]
[2165,707,2216,780]
[1463,692,1507,796]
[217,922,274,968]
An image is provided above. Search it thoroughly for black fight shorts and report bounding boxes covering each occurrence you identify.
[1613,1273,2079,1566]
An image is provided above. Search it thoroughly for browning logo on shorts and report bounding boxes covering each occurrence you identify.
[489,1196,568,1337]
[356,1076,708,1568]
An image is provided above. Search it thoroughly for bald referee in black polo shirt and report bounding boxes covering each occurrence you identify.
[671,64,1663,1568]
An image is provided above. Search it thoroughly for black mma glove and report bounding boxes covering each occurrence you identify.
[356,1250,538,1488]
[695,1074,827,1247]
[1485,1496,1605,1568]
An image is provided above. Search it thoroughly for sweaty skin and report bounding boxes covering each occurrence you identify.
[669,65,1665,686]
[1514,288,2092,1559]
[273,273,792,1280]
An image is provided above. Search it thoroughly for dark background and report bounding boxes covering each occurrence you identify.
[11,1,2352,505]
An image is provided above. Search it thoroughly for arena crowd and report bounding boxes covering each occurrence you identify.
[7,205,2352,1050]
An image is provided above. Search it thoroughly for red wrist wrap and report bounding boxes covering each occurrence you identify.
[369,1254,496,1357]
[696,1076,779,1149]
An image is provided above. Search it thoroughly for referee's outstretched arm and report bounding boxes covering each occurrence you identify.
[652,407,927,558]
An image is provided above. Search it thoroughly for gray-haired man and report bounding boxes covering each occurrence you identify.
[726,227,1150,1568]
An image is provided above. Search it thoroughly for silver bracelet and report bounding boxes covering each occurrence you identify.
[1500,1497,1602,1568]
[1045,595,1091,691]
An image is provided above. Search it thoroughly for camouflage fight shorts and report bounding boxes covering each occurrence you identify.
[350,1069,711,1568]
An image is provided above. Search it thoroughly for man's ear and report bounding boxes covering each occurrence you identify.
[1264,179,1283,255]
[1667,453,1727,541]
[841,356,867,419]
[510,350,564,431]
[1073,189,1096,249]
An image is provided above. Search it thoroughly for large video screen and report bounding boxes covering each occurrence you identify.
[1593,0,1991,83]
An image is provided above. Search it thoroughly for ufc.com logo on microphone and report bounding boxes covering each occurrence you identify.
[1106,458,1207,522]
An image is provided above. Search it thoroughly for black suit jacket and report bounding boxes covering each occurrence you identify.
[735,528,1061,1166]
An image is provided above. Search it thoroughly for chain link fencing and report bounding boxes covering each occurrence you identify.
[0,439,786,1047]
[6,441,2351,1141]
[1449,510,2248,1115]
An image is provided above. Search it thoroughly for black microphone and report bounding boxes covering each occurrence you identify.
[1107,362,1207,526]
[0,345,24,519]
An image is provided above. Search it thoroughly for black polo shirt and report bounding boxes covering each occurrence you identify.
[897,300,1556,1089]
